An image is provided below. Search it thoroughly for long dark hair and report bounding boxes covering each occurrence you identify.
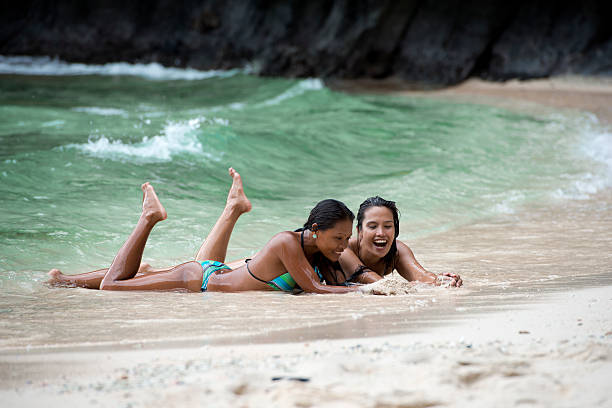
[300,199,355,231]
[356,196,400,274]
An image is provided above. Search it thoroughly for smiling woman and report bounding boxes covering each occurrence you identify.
[339,196,462,287]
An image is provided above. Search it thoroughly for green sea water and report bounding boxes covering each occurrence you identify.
[1,58,610,288]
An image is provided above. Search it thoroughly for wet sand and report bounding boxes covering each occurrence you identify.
[2,77,612,407]
[2,285,610,407]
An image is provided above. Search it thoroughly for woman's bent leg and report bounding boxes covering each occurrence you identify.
[195,167,251,263]
[48,183,202,292]
[100,182,170,290]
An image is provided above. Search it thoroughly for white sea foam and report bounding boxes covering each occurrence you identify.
[554,114,612,200]
[259,78,324,106]
[486,112,612,213]
[0,56,249,80]
[228,102,246,110]
[491,191,525,214]
[582,130,612,179]
[65,117,226,162]
[41,120,65,127]
[72,107,129,117]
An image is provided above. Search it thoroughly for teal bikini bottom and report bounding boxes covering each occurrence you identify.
[199,260,231,292]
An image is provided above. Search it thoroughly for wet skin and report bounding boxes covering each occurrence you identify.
[207,219,357,293]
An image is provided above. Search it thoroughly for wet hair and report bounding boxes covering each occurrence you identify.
[300,199,355,231]
[356,196,400,274]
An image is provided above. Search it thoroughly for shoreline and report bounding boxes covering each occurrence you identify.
[329,75,612,125]
[420,77,612,126]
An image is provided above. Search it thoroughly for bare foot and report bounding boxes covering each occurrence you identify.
[141,182,167,222]
[138,262,153,273]
[47,268,63,284]
[226,167,252,214]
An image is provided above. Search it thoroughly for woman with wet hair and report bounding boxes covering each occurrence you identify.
[338,196,462,287]
[48,168,360,294]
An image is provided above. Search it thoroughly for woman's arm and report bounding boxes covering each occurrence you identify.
[274,233,359,294]
[338,247,384,284]
[396,241,462,287]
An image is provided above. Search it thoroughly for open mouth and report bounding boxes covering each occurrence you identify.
[373,239,387,248]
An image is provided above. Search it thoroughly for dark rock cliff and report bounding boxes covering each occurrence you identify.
[1,0,611,85]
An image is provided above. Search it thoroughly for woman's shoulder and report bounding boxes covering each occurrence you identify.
[267,231,299,247]
[257,231,302,261]
[395,239,414,254]
[393,239,417,266]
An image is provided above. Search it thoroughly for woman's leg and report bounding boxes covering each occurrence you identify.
[195,167,251,262]
[99,261,203,292]
[98,182,202,292]
[47,263,173,289]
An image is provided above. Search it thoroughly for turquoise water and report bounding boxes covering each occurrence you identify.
[1,57,610,285]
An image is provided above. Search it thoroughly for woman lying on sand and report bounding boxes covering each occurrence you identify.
[339,196,462,287]
[48,168,360,294]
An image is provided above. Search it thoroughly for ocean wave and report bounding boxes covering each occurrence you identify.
[259,78,324,106]
[72,107,129,117]
[41,120,65,127]
[63,117,226,162]
[0,56,250,80]
[554,114,612,200]
[554,173,608,200]
[582,130,612,180]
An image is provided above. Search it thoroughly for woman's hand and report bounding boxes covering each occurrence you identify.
[435,273,462,287]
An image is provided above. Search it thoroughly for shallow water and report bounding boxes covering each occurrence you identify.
[0,57,611,350]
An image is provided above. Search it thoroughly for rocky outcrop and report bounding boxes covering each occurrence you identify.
[1,0,611,85]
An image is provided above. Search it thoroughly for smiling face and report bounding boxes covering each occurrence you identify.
[358,206,395,258]
[315,218,353,262]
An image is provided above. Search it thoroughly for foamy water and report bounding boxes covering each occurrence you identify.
[64,117,228,162]
[0,55,250,80]
[550,113,612,200]
[258,78,324,106]
[72,107,129,117]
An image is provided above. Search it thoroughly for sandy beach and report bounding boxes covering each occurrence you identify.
[2,284,610,408]
[2,77,611,407]
[425,77,612,125]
